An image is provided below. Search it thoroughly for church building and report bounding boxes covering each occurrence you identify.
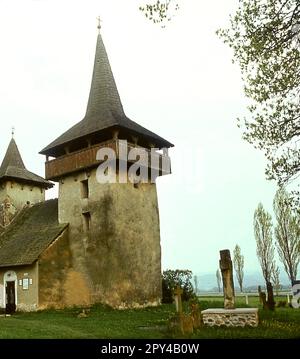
[0,25,173,312]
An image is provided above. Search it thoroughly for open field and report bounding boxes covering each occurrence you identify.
[0,297,299,339]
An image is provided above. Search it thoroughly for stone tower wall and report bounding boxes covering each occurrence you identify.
[58,167,162,308]
[0,181,45,210]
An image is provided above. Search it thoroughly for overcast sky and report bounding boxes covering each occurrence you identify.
[0,0,285,279]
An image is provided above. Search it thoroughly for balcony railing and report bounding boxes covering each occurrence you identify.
[45,140,171,181]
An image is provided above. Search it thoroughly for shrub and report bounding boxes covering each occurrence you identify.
[162,269,195,303]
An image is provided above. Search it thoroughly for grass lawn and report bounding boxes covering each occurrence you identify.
[0,297,299,339]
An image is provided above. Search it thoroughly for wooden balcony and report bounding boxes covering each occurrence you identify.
[45,140,171,181]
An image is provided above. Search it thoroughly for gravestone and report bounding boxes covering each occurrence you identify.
[219,249,235,309]
[258,285,267,309]
[168,286,194,335]
[174,286,183,314]
[258,283,275,310]
[201,249,259,327]
[190,302,202,329]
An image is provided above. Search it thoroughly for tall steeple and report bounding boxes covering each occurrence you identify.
[0,137,52,188]
[84,32,125,120]
[41,26,173,158]
[38,22,172,309]
[85,17,125,119]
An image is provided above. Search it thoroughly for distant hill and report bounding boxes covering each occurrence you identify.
[195,271,291,292]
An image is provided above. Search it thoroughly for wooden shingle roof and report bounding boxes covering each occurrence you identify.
[40,33,173,157]
[0,199,68,267]
[0,138,53,188]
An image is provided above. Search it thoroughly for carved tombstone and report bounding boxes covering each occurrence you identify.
[219,249,235,309]
[258,285,267,309]
[174,286,183,314]
[258,283,275,310]
[0,196,17,227]
[168,286,194,335]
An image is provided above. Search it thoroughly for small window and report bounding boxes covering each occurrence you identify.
[81,179,89,198]
[22,278,29,290]
[82,212,91,232]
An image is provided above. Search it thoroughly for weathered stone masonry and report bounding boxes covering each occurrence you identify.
[201,308,259,327]
[0,27,173,311]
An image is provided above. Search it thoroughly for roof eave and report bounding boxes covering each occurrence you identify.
[0,261,35,268]
[40,128,174,158]
[0,176,54,189]
[0,223,69,268]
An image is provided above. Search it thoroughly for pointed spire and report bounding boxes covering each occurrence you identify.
[84,31,125,120]
[0,138,26,171]
[0,137,52,188]
[40,30,173,157]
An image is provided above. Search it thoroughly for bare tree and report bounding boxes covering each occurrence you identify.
[139,0,180,27]
[254,203,276,285]
[218,1,300,193]
[193,275,199,296]
[216,269,221,293]
[274,189,300,286]
[233,244,244,292]
[271,265,281,297]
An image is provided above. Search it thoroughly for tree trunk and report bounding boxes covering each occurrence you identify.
[266,282,275,310]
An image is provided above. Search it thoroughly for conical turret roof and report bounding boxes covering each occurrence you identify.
[0,138,53,188]
[40,32,173,157]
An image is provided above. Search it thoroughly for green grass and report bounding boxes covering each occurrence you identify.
[0,297,299,339]
[194,297,300,339]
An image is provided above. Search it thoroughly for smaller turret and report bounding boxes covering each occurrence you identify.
[0,136,53,227]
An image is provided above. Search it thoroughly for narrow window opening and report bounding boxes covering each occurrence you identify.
[81,179,89,198]
[82,212,91,232]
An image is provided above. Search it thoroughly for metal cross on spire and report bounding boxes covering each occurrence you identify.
[97,16,102,33]
[11,126,15,138]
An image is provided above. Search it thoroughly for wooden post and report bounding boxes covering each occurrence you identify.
[258,285,262,302]
[245,294,249,305]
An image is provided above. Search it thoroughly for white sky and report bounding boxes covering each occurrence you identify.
[0,0,282,278]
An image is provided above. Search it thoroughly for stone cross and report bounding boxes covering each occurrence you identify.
[219,249,235,309]
[174,286,183,314]
[97,16,102,32]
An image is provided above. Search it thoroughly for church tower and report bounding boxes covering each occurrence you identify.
[0,136,52,227]
[40,27,173,308]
